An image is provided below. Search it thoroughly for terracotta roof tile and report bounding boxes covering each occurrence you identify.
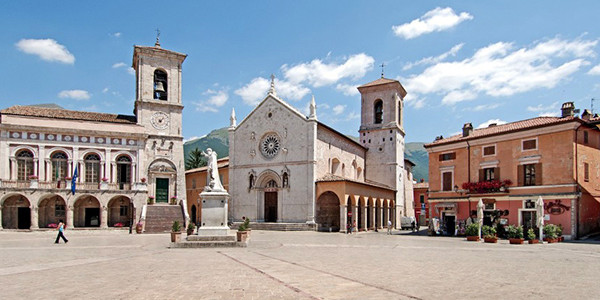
[358,77,399,88]
[317,174,394,190]
[425,116,579,147]
[0,105,137,124]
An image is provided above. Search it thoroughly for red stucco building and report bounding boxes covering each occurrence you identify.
[424,102,600,240]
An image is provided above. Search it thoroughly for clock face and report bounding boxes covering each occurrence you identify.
[151,112,169,130]
[260,134,280,158]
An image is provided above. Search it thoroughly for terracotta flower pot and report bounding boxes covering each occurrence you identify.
[509,238,524,244]
[466,236,480,242]
[171,232,181,243]
[135,224,143,234]
[547,238,558,243]
[237,231,249,242]
[528,239,539,244]
[484,237,498,243]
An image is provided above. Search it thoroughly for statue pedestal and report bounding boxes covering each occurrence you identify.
[198,190,230,236]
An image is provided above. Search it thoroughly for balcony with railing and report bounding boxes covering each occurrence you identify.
[461,179,513,194]
[0,179,142,192]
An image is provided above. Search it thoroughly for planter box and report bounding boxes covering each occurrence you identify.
[237,231,249,242]
[547,238,558,243]
[509,238,524,244]
[528,239,539,244]
[171,232,181,243]
[559,236,564,242]
[466,236,480,242]
[484,237,498,243]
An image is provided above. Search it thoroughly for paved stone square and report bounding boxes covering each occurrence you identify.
[1,229,599,299]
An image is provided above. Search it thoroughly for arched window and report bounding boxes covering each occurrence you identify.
[51,152,68,181]
[331,158,340,175]
[84,153,101,183]
[116,155,132,187]
[374,100,383,124]
[16,149,34,181]
[398,101,402,125]
[154,69,168,100]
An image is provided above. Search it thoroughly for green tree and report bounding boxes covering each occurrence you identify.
[185,148,206,170]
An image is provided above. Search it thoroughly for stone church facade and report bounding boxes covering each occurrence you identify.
[227,78,414,232]
[0,42,188,230]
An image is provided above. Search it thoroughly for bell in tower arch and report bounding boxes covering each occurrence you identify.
[153,69,168,100]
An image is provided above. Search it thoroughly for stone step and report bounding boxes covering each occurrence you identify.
[144,205,185,233]
[186,235,236,242]
[231,222,316,231]
[169,241,246,248]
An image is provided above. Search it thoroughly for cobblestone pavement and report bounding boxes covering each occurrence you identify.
[1,229,599,299]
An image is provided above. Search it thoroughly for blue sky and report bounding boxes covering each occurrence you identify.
[2,1,600,143]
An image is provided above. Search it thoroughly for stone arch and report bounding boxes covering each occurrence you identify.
[256,169,281,187]
[38,194,66,228]
[46,147,72,160]
[11,145,38,157]
[374,99,383,124]
[257,170,280,223]
[316,191,340,232]
[73,195,101,227]
[154,68,168,100]
[1,194,31,229]
[79,149,106,161]
[107,196,133,227]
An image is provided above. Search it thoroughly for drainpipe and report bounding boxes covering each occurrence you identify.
[574,124,580,239]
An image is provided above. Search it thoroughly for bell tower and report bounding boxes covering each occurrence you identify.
[132,40,188,210]
[357,77,407,219]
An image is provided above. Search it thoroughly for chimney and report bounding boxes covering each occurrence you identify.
[462,122,473,137]
[561,102,575,118]
[581,109,592,121]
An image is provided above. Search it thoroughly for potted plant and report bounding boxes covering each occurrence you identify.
[147,196,155,204]
[236,220,249,242]
[527,228,539,244]
[507,225,524,244]
[543,224,558,243]
[141,177,147,183]
[171,220,182,243]
[187,222,195,236]
[135,221,143,234]
[482,225,497,243]
[465,223,480,241]
[557,224,564,242]
[170,196,178,205]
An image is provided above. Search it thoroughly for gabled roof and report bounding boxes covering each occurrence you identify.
[425,116,580,147]
[0,105,138,124]
[235,93,309,130]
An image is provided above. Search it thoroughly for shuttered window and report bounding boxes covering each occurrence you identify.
[584,163,590,182]
[519,164,541,186]
[439,152,456,161]
[442,172,452,191]
[483,145,495,156]
[522,139,537,150]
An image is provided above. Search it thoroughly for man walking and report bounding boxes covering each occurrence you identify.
[55,220,68,244]
[387,220,392,235]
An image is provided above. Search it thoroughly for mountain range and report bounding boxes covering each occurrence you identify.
[184,127,429,181]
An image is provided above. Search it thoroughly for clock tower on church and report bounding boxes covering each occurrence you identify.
[132,40,188,210]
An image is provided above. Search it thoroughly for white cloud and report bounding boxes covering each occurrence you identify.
[392,7,473,39]
[127,68,135,75]
[112,32,121,38]
[58,89,90,100]
[588,64,600,75]
[194,89,229,112]
[235,77,310,106]
[403,37,597,106]
[403,43,464,70]
[404,95,426,109]
[539,111,560,117]
[102,87,109,93]
[476,119,507,129]
[112,62,126,68]
[468,103,501,111]
[16,38,75,64]
[333,105,345,115]
[282,53,374,87]
[346,112,360,120]
[336,83,359,96]
[527,101,559,112]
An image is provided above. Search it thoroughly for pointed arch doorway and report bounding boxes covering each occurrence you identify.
[264,180,278,222]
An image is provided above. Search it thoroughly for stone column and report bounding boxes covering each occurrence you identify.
[101,206,108,229]
[385,204,390,228]
[100,161,105,180]
[340,205,347,233]
[31,206,39,229]
[378,206,384,229]
[371,205,376,229]
[131,163,137,183]
[44,159,50,181]
[67,206,74,228]
[67,159,72,178]
[38,146,45,180]
[10,158,16,180]
[0,205,3,229]
[111,163,117,183]
[33,158,39,177]
[362,205,368,230]
[353,205,358,230]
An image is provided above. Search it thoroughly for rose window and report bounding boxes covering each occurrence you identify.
[260,134,280,158]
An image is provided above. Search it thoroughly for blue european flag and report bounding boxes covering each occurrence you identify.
[71,166,78,195]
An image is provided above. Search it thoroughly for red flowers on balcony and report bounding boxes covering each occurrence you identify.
[462,179,512,194]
